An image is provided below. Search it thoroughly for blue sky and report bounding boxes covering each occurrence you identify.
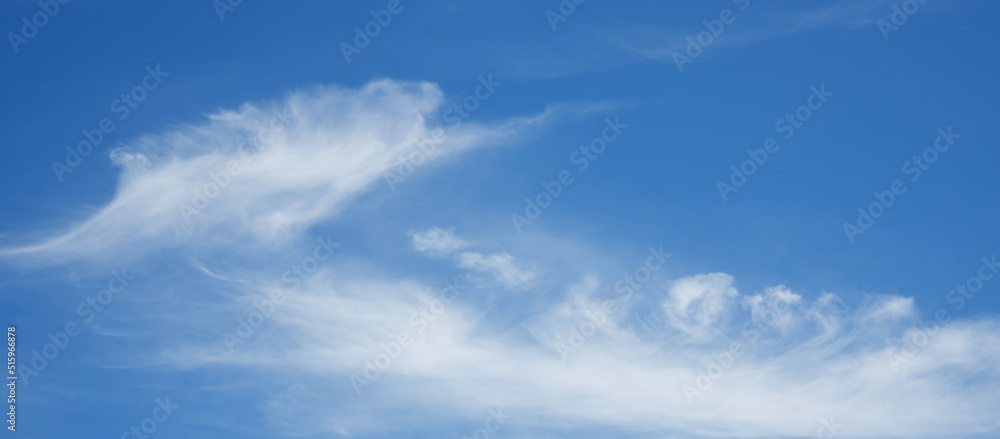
[1,0,999,438]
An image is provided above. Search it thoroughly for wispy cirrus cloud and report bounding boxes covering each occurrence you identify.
[621,0,919,64]
[410,227,472,256]
[153,257,1000,438]
[0,80,557,266]
[456,251,535,289]
[410,226,535,289]
[6,75,998,439]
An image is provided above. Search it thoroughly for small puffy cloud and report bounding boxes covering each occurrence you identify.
[410,227,471,255]
[457,251,534,288]
[863,296,916,320]
[662,273,738,338]
[744,285,803,332]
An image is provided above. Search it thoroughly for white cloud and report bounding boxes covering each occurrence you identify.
[622,0,902,64]
[662,273,738,338]
[160,266,1000,439]
[410,227,471,255]
[744,285,803,333]
[457,251,535,289]
[860,295,916,323]
[10,75,998,439]
[0,79,549,266]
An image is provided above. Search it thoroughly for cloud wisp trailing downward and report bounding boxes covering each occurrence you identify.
[0,79,554,265]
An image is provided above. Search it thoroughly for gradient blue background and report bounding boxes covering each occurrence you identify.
[1,0,998,437]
